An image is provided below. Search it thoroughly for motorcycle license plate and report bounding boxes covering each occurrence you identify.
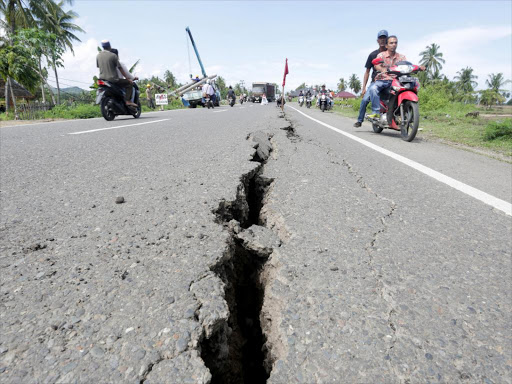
[400,76,415,82]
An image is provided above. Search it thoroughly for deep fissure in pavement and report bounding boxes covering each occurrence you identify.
[204,142,274,383]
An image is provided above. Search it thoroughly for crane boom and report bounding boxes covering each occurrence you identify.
[186,27,207,78]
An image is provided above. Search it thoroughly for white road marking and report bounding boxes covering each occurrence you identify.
[287,105,512,216]
[213,110,227,113]
[68,119,170,135]
[0,109,187,129]
[239,107,246,109]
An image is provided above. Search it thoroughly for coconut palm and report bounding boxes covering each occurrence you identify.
[454,67,478,92]
[40,0,83,104]
[486,73,510,93]
[349,74,361,95]
[419,43,445,78]
[454,67,478,103]
[337,78,346,92]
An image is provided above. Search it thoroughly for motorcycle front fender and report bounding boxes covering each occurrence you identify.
[398,91,418,106]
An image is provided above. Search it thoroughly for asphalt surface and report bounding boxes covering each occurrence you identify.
[1,103,511,383]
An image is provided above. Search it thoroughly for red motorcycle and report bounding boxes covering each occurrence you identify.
[367,59,422,142]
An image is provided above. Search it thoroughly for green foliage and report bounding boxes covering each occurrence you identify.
[484,119,512,141]
[215,76,227,99]
[43,103,101,119]
[419,43,445,78]
[418,83,453,112]
[337,78,346,92]
[0,31,40,91]
[479,89,505,108]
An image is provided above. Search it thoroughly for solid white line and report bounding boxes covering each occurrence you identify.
[213,110,227,113]
[0,109,187,129]
[68,119,170,135]
[287,105,512,216]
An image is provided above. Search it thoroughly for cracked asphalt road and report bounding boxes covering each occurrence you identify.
[1,103,511,383]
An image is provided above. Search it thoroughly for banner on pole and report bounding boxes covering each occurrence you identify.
[155,94,168,105]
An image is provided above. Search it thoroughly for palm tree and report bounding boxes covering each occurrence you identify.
[454,67,478,103]
[40,0,83,104]
[454,67,478,92]
[337,78,346,92]
[419,43,445,78]
[486,73,510,93]
[349,74,361,95]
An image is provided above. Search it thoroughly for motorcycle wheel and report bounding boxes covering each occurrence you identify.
[401,101,419,142]
[100,98,115,121]
[372,123,383,133]
[321,104,325,112]
[132,101,141,118]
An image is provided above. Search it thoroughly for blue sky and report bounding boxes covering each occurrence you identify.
[40,1,512,92]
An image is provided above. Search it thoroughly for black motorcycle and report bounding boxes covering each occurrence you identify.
[318,93,332,112]
[229,97,235,107]
[96,80,141,121]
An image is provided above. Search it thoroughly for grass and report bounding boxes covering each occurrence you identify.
[331,99,512,158]
[0,97,186,122]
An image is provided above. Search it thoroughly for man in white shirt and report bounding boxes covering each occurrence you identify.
[202,79,216,105]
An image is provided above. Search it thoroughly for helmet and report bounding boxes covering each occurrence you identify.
[229,86,232,89]
[147,84,151,88]
[206,79,211,84]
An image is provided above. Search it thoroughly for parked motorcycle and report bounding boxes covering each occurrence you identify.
[366,59,421,142]
[229,97,235,107]
[298,95,304,107]
[96,80,141,121]
[306,96,312,108]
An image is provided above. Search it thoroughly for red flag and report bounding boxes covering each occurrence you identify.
[282,58,289,87]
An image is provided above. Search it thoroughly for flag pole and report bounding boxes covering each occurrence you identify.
[281,83,285,112]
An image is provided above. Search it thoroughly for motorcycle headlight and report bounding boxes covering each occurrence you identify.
[392,85,402,91]
[396,64,413,74]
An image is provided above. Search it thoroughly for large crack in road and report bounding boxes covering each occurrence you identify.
[197,132,279,383]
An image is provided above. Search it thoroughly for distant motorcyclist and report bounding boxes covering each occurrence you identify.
[306,89,312,98]
[317,85,329,106]
[202,79,216,104]
[299,90,304,97]
[227,86,236,100]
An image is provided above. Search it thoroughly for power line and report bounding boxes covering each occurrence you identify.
[46,75,92,85]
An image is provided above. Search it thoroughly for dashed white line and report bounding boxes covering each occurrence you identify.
[68,119,170,135]
[287,105,512,216]
[213,110,227,113]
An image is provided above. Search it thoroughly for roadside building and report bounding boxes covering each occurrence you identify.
[335,91,357,100]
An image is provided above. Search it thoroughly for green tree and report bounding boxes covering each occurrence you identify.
[419,43,445,79]
[486,73,510,97]
[215,76,227,99]
[454,67,478,103]
[164,69,177,89]
[337,78,346,92]
[349,74,361,94]
[40,0,83,104]
[479,89,505,109]
[0,30,40,116]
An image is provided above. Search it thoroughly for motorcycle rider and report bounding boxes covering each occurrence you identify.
[354,30,388,128]
[96,40,137,107]
[299,90,304,97]
[202,79,215,105]
[317,85,330,107]
[369,36,426,119]
[110,48,139,103]
[227,86,236,103]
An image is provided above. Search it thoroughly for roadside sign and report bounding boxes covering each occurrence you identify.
[155,94,168,105]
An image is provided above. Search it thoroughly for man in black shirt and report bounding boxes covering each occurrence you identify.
[354,30,388,127]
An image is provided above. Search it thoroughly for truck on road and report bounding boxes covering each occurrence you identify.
[251,82,275,103]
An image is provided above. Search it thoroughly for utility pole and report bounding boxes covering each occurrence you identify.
[240,80,245,93]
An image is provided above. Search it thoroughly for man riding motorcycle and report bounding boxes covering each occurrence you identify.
[368,35,425,119]
[227,86,236,106]
[96,40,137,108]
[317,85,331,108]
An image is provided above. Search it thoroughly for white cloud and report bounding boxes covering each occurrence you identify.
[49,38,99,89]
[402,26,512,89]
